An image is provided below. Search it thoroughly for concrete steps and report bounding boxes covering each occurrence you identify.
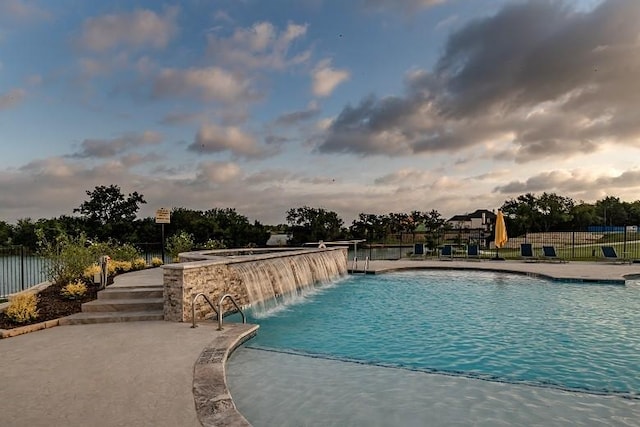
[81,297,163,312]
[61,284,164,325]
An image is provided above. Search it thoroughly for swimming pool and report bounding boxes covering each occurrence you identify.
[227,270,640,426]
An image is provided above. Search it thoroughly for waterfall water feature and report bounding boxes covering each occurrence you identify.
[230,249,347,313]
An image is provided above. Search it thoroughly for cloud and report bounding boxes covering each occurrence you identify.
[77,7,178,52]
[189,124,269,159]
[317,0,640,163]
[362,0,445,13]
[274,104,320,126]
[159,111,203,126]
[494,168,640,195]
[195,161,242,184]
[0,0,50,23]
[206,21,310,70]
[71,131,163,158]
[153,66,254,103]
[0,88,26,110]
[311,59,350,97]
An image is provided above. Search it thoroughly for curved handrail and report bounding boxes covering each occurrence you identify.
[352,256,358,271]
[217,294,246,330]
[364,256,369,274]
[191,293,219,328]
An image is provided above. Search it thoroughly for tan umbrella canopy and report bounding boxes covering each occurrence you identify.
[494,210,508,259]
[495,210,508,249]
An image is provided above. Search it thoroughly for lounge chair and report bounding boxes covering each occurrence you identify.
[439,244,453,260]
[466,244,481,261]
[601,246,628,264]
[520,243,537,262]
[541,246,567,263]
[413,243,424,256]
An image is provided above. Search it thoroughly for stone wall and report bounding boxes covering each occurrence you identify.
[163,247,347,322]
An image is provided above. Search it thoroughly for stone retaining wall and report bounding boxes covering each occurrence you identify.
[163,247,347,322]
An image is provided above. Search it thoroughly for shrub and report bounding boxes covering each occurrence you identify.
[151,257,163,267]
[6,293,39,324]
[166,231,194,261]
[38,232,94,285]
[106,260,117,276]
[83,264,101,281]
[132,257,147,270]
[112,260,132,273]
[60,280,87,300]
[203,238,226,250]
[110,243,141,263]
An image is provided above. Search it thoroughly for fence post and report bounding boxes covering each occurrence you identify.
[571,230,575,260]
[624,225,627,255]
[20,245,25,290]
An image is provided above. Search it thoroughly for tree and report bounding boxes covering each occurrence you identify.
[537,193,574,231]
[595,196,627,226]
[570,203,597,229]
[75,185,146,225]
[0,220,13,245]
[74,185,146,242]
[286,207,344,245]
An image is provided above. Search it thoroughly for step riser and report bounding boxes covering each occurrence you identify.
[60,313,164,325]
[83,302,164,312]
[98,290,163,300]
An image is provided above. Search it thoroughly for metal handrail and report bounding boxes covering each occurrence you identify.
[217,294,246,330]
[352,256,358,271]
[364,256,369,274]
[191,293,219,328]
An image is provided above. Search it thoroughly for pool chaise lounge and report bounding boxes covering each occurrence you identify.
[520,243,538,262]
[541,245,568,263]
[601,246,630,264]
[439,244,453,260]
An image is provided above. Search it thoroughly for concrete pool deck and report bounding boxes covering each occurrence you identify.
[354,259,640,284]
[1,260,640,426]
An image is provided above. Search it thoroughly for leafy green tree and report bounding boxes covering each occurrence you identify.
[75,185,146,225]
[570,203,597,229]
[537,193,574,231]
[350,213,386,240]
[0,220,13,245]
[11,218,39,249]
[74,185,146,241]
[595,196,627,226]
[286,206,344,245]
[169,207,269,248]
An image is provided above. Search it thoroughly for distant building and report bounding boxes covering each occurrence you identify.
[448,209,496,231]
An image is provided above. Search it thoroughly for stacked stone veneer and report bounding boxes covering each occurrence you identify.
[163,247,347,322]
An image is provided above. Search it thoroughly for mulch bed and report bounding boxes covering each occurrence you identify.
[0,280,105,330]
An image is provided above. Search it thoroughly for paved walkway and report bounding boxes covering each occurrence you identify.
[2,261,640,427]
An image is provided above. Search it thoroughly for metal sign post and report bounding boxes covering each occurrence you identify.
[155,208,171,263]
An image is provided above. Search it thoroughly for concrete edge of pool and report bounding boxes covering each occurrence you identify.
[193,323,259,427]
[348,259,640,284]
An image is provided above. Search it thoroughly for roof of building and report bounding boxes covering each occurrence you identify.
[448,209,497,222]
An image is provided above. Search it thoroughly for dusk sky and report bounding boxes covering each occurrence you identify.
[1,0,638,225]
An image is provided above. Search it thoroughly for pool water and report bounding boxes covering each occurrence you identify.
[227,270,640,425]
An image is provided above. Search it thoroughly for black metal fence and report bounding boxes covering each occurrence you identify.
[349,229,640,261]
[0,243,169,298]
[0,246,49,298]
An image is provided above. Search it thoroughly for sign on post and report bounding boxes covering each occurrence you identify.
[155,208,171,224]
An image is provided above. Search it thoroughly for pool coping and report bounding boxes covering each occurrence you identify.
[349,260,639,285]
[193,322,259,427]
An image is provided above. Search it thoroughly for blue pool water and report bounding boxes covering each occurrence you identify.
[238,270,640,397]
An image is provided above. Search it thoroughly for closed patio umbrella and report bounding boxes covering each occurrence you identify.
[494,210,508,259]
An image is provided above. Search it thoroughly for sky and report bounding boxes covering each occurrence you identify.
[1,0,639,226]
